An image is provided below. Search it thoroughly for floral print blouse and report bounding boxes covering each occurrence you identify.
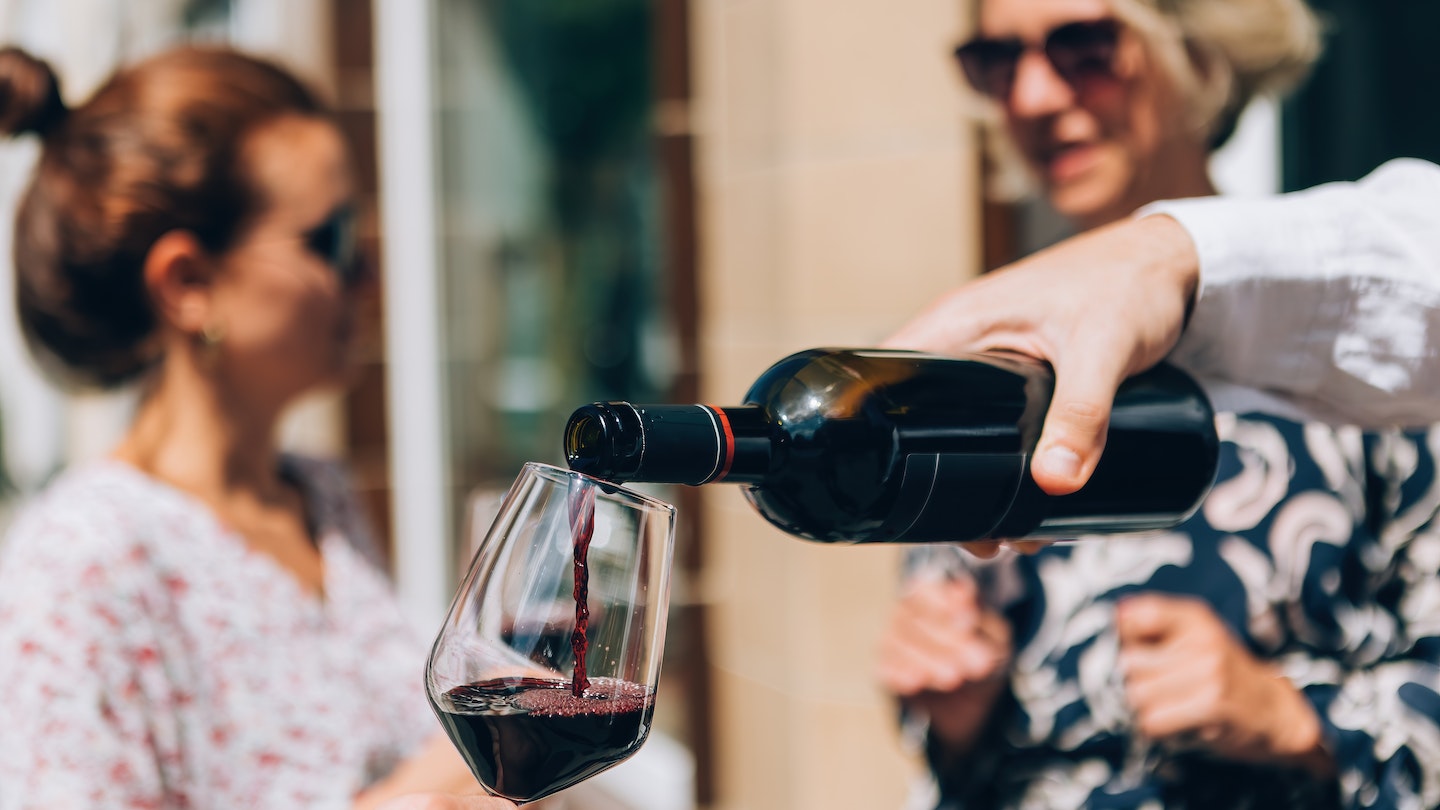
[906,412,1440,810]
[0,458,438,810]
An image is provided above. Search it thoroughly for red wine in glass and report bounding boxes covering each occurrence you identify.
[433,676,655,803]
[428,463,675,803]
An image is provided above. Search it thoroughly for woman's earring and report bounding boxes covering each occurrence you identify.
[198,323,225,363]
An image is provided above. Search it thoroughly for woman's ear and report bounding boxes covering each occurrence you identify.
[143,230,216,337]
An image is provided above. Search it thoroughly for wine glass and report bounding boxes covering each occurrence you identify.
[426,462,677,804]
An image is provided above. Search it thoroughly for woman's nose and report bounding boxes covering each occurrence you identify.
[1007,50,1075,118]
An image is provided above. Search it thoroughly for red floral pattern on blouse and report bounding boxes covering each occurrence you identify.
[0,459,438,809]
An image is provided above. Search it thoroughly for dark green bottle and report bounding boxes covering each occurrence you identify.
[565,348,1219,544]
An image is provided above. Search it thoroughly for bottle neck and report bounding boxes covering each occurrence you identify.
[565,402,771,486]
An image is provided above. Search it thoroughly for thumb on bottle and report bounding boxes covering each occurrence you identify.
[1031,357,1124,495]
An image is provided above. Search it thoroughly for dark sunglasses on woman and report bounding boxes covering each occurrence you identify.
[954,18,1120,101]
[303,204,363,286]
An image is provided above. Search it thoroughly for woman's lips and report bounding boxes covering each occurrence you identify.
[1046,142,1103,184]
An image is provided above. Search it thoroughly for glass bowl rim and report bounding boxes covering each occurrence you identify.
[519,461,676,515]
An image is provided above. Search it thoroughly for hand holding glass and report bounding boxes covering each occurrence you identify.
[426,463,676,803]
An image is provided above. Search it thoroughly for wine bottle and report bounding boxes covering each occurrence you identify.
[564,348,1219,544]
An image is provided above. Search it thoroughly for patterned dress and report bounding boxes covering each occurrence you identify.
[0,458,438,810]
[906,412,1440,810]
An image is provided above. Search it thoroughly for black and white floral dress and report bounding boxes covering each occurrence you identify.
[906,412,1440,810]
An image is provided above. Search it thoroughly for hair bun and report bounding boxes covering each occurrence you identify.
[0,47,67,139]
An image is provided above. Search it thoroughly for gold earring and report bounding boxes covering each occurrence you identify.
[199,323,225,347]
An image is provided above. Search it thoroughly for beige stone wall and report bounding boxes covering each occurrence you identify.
[690,2,983,808]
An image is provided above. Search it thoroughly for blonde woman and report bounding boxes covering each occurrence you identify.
[879,1,1440,808]
[963,0,1319,230]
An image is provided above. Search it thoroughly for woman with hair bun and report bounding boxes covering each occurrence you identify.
[879,2,1440,808]
[0,46,513,809]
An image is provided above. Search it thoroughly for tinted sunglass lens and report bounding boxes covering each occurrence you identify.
[955,39,1023,99]
[332,212,358,283]
[305,207,360,284]
[1045,20,1119,81]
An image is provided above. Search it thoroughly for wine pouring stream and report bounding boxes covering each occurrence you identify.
[566,478,595,697]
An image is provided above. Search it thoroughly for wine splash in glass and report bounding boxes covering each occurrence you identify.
[426,462,676,804]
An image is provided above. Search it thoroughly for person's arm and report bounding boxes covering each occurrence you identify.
[354,737,490,810]
[1149,158,1440,428]
[1268,651,1440,810]
[887,158,1440,496]
[877,575,1013,759]
[1116,595,1335,779]
[374,795,516,810]
[1114,592,1440,810]
[879,551,1018,806]
[885,214,1199,496]
[1116,424,1440,810]
[1251,554,1440,810]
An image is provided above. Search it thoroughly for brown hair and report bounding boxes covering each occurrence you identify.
[0,46,327,388]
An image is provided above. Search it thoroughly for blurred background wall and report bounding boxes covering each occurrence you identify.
[1,1,1438,809]
[689,2,977,807]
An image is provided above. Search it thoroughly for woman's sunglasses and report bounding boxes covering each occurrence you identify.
[954,18,1121,102]
[303,204,362,286]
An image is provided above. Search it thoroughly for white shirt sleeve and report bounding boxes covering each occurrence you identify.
[1138,158,1440,428]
